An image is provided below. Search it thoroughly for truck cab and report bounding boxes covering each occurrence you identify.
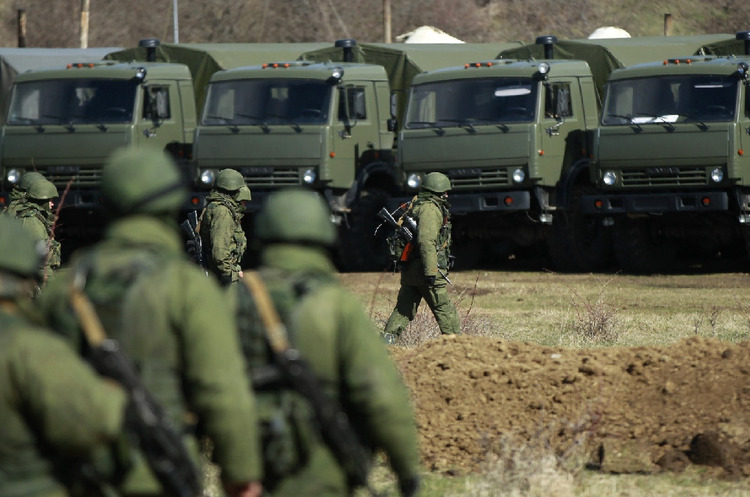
[580,36,750,272]
[396,39,600,267]
[0,60,197,245]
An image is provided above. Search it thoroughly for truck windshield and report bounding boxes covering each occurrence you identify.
[602,75,738,125]
[202,78,332,125]
[405,77,538,129]
[7,78,138,125]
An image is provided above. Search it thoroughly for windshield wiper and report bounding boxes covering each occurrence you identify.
[205,114,240,132]
[407,121,444,131]
[605,113,642,130]
[263,113,302,133]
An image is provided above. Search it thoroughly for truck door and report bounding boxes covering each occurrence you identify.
[329,83,376,188]
[135,81,187,151]
[538,79,581,184]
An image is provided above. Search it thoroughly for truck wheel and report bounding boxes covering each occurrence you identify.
[337,188,389,272]
[549,185,613,272]
[612,217,676,274]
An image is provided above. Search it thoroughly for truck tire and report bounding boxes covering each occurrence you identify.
[612,217,676,274]
[337,188,389,272]
[549,185,613,272]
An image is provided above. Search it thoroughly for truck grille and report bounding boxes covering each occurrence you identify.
[621,167,706,187]
[240,167,300,188]
[45,167,103,188]
[447,168,510,189]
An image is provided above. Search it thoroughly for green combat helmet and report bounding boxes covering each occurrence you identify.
[0,215,45,278]
[102,146,187,216]
[27,179,59,201]
[255,188,336,247]
[422,172,451,194]
[18,171,46,194]
[216,168,252,202]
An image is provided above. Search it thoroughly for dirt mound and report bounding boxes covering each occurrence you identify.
[390,336,750,478]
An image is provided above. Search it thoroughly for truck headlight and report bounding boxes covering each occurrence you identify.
[711,168,724,183]
[6,168,21,185]
[407,173,422,189]
[512,168,525,184]
[200,169,215,186]
[303,168,317,184]
[603,170,617,186]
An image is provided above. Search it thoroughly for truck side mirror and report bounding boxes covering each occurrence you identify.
[144,86,169,123]
[387,118,398,132]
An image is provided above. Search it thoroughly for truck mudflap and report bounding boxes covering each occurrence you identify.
[579,191,729,214]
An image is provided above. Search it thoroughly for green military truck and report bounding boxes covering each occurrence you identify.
[0,40,326,252]
[394,34,740,270]
[572,31,750,273]
[191,39,522,271]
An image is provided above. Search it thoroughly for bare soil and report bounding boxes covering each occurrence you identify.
[390,335,750,479]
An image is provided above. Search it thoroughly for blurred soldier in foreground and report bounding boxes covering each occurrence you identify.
[233,188,421,497]
[383,172,460,342]
[37,147,262,497]
[200,168,252,285]
[12,178,62,278]
[3,170,45,216]
[0,215,129,497]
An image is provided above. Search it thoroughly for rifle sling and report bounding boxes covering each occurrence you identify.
[242,271,292,354]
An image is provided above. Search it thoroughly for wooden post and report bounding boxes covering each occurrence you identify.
[80,0,90,48]
[383,0,391,43]
[663,13,673,37]
[17,9,26,47]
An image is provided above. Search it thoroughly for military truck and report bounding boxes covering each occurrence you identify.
[191,39,522,271]
[571,31,750,273]
[0,40,327,253]
[394,34,741,270]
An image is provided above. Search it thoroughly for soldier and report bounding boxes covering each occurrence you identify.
[0,215,129,497]
[233,188,421,497]
[383,172,460,342]
[3,170,45,216]
[36,147,263,497]
[13,178,62,279]
[200,168,252,285]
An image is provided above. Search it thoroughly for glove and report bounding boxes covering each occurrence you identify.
[399,476,420,497]
[425,275,436,286]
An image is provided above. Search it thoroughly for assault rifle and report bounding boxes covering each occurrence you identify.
[243,273,377,495]
[180,210,205,268]
[70,279,202,497]
[377,207,452,285]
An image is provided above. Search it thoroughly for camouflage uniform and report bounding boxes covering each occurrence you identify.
[36,148,262,497]
[232,188,421,497]
[0,215,128,497]
[200,169,251,285]
[13,179,62,278]
[384,173,460,338]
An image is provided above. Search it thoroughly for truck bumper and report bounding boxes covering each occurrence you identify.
[579,191,729,214]
[387,190,531,215]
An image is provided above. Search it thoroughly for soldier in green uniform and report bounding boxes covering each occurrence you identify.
[37,147,263,497]
[200,168,252,285]
[13,178,62,279]
[233,188,421,497]
[3,170,45,216]
[0,215,129,497]
[383,172,460,342]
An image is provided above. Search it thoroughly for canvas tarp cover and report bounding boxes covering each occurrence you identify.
[497,34,739,99]
[0,47,119,122]
[106,43,329,110]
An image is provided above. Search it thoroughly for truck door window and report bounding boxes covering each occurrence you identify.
[144,86,170,120]
[8,79,137,125]
[545,82,572,119]
[338,87,366,121]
